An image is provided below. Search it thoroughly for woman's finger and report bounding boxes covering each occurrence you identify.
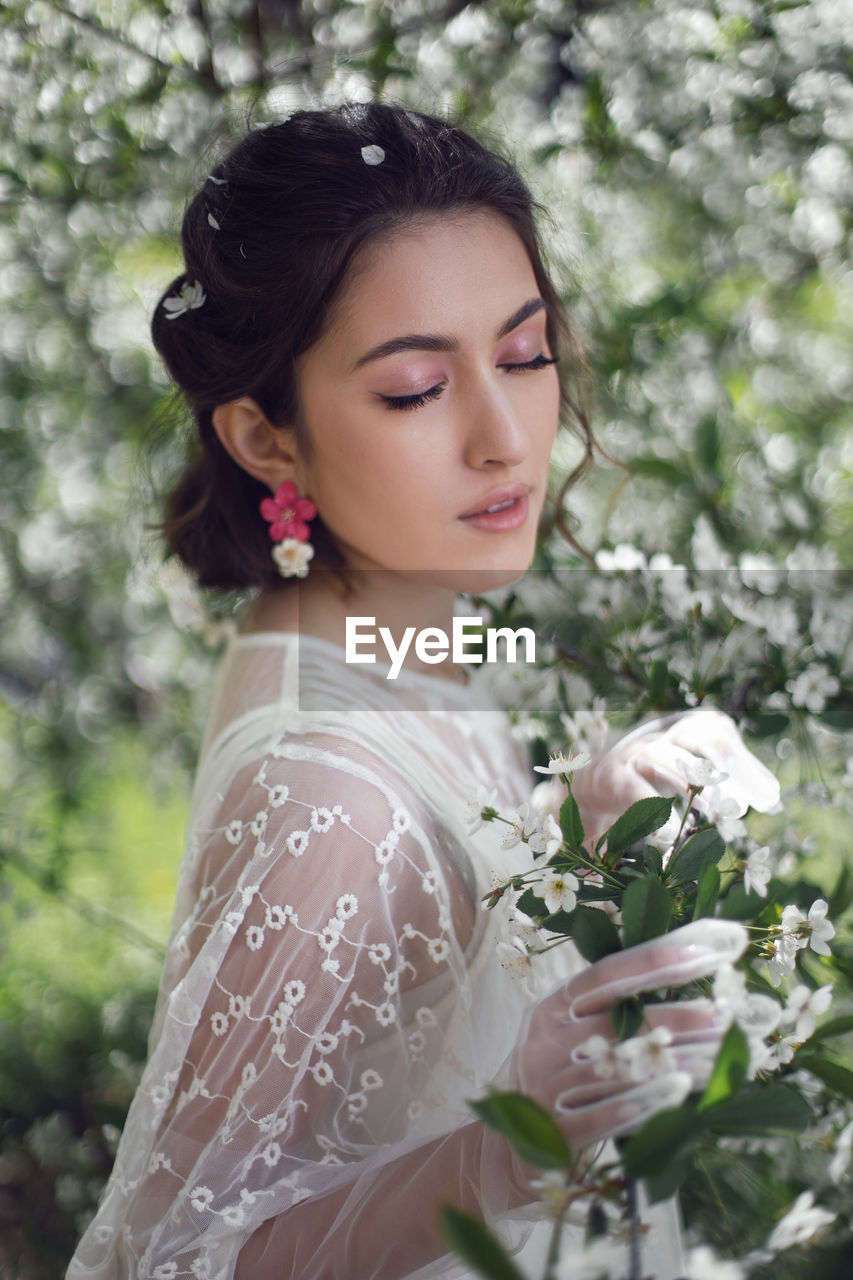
[564,999,725,1054]
[556,1071,694,1147]
[640,999,728,1043]
[663,709,781,814]
[624,737,702,797]
[557,1042,721,1111]
[563,919,748,1018]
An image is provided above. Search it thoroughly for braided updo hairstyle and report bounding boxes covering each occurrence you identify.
[152,102,593,591]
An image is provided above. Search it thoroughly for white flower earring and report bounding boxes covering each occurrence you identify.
[259,481,318,579]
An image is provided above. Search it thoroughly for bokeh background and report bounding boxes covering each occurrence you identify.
[0,1,851,1276]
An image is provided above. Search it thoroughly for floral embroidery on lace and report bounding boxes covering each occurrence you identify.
[66,638,569,1280]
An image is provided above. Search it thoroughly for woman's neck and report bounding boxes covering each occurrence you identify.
[239,572,470,685]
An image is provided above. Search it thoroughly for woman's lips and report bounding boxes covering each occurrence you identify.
[458,492,529,531]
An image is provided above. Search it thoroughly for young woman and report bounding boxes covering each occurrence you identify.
[67,103,776,1280]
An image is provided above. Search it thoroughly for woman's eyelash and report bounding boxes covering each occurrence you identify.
[380,354,558,412]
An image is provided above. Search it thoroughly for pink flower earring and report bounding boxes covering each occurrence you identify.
[259,481,318,579]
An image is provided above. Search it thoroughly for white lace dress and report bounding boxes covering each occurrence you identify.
[66,630,682,1280]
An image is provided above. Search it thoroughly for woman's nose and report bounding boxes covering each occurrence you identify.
[462,382,529,469]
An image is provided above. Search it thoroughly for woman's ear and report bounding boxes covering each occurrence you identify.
[212,398,301,492]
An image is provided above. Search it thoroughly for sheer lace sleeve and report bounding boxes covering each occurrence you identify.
[71,731,528,1280]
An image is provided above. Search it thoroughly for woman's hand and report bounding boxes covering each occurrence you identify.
[511,918,747,1154]
[566,707,780,848]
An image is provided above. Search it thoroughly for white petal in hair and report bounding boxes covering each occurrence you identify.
[162,281,206,319]
[361,144,386,166]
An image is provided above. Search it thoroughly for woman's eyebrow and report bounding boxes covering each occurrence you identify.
[351,297,546,370]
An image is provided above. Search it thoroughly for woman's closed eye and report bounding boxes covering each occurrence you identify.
[377,353,558,412]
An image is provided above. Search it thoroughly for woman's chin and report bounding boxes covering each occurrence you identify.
[416,564,534,595]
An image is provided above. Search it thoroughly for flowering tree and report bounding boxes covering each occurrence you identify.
[442,544,852,1273]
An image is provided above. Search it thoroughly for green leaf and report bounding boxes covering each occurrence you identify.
[692,862,721,920]
[820,694,853,730]
[621,874,673,947]
[578,882,623,903]
[698,1023,750,1113]
[643,1154,693,1203]
[828,864,853,920]
[643,844,664,877]
[630,456,684,484]
[749,711,790,737]
[718,882,764,920]
[470,1092,571,1170]
[515,889,546,920]
[559,792,584,850]
[622,1106,701,1179]
[542,908,575,936]
[610,997,644,1041]
[648,658,669,697]
[696,414,721,474]
[668,828,725,884]
[603,797,674,857]
[801,1055,853,1100]
[440,1207,527,1280]
[570,905,622,963]
[808,1015,853,1044]
[704,1084,812,1135]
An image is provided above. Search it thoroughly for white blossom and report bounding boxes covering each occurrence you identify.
[528,1169,570,1217]
[533,749,592,776]
[572,1033,620,1079]
[677,755,729,790]
[829,1119,853,1182]
[807,898,835,955]
[743,846,774,897]
[463,785,498,834]
[500,802,539,850]
[595,543,647,571]
[768,932,801,987]
[765,1191,835,1252]
[715,811,749,843]
[540,868,579,914]
[496,933,535,983]
[526,813,563,859]
[779,982,833,1039]
[572,1027,677,1085]
[712,964,781,1063]
[694,787,742,826]
[560,698,609,753]
[683,1245,745,1279]
[788,664,840,714]
[767,983,832,1065]
[162,280,206,318]
[615,1026,677,1082]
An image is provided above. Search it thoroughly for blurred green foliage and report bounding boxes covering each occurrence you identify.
[0,0,850,1274]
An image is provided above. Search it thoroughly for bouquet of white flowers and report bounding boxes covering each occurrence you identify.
[444,564,851,1280]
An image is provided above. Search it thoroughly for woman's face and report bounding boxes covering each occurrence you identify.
[292,210,561,593]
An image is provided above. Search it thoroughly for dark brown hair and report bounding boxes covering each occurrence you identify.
[152,102,594,590]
